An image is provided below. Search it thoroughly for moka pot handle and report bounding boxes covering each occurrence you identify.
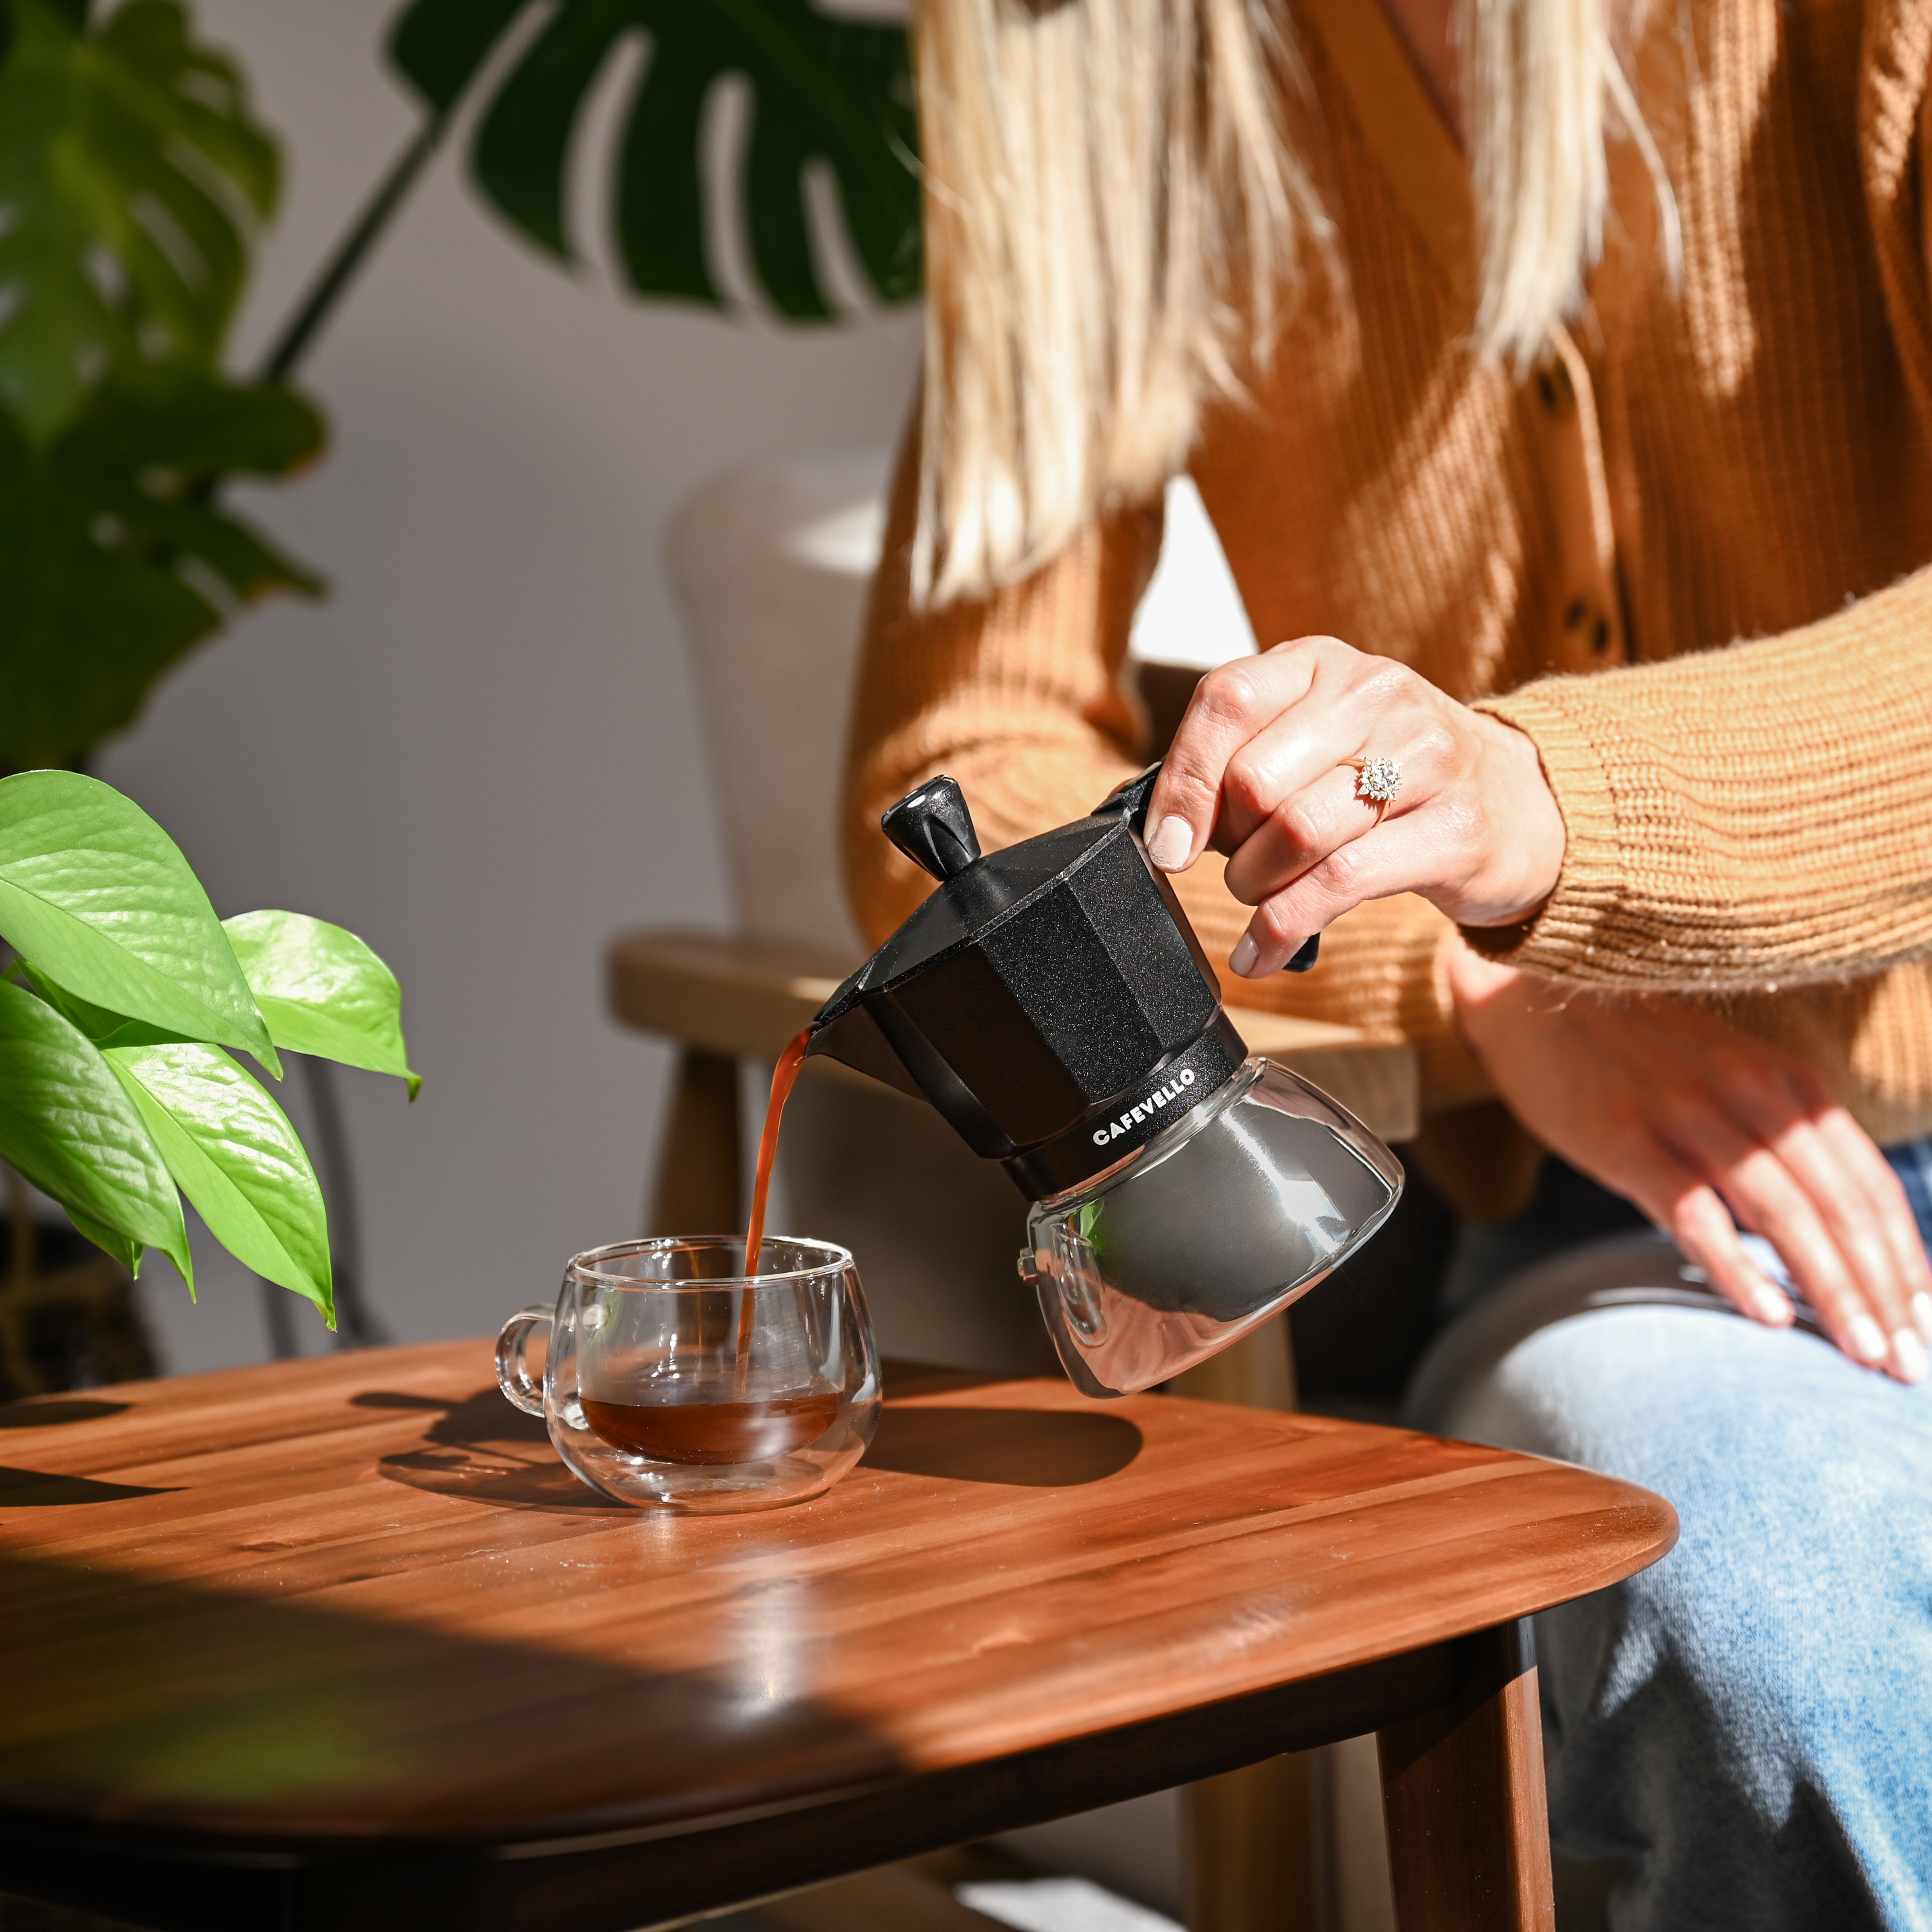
[1096,763,1320,973]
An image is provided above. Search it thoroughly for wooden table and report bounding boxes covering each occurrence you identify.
[0,1344,1674,1932]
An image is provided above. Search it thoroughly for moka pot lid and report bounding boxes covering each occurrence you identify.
[808,770,1249,1197]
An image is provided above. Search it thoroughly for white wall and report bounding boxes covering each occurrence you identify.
[97,0,923,1372]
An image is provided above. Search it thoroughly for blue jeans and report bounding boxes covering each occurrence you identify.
[1404,1142,1932,1932]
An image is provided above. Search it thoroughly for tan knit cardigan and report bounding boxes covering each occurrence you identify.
[843,0,1932,1215]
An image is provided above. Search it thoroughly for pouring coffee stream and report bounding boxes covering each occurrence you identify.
[738,765,1403,1398]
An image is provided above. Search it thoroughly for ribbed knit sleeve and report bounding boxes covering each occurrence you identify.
[1470,565,1932,988]
[843,419,1494,1115]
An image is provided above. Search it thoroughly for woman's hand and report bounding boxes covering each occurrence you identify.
[1145,636,1566,976]
[1448,946,1932,1384]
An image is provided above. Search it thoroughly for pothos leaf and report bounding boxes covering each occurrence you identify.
[386,0,922,321]
[0,0,282,441]
[223,910,419,1098]
[0,770,281,1077]
[67,1206,144,1274]
[0,369,324,770]
[0,976,192,1286]
[105,1041,333,1322]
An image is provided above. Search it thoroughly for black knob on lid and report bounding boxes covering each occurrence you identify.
[882,775,983,881]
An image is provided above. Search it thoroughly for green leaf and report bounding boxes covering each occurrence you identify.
[0,976,191,1286]
[1075,1199,1107,1257]
[0,369,325,769]
[387,0,922,319]
[13,952,138,1041]
[384,0,526,114]
[0,0,282,441]
[0,770,281,1077]
[223,909,419,1098]
[105,1040,332,1322]
[67,1205,141,1273]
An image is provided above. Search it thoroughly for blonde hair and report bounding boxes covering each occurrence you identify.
[910,0,1679,605]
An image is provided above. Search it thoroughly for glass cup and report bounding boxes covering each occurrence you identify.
[496,1236,881,1513]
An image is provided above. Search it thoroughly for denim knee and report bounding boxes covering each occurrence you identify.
[1436,1303,1932,1930]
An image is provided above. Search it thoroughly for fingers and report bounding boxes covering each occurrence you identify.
[1751,1111,1926,1378]
[1226,780,1487,972]
[1145,646,1325,872]
[1813,1106,1932,1342]
[1660,1174,1799,1328]
[1655,1082,1926,1381]
[1220,764,1383,907]
[1605,1128,1795,1323]
[1700,1040,1931,1377]
[1229,817,1425,975]
[1444,971,1930,1383]
[1717,1145,1892,1366]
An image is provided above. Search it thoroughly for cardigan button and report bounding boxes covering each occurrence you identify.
[1563,594,1616,657]
[1534,352,1577,418]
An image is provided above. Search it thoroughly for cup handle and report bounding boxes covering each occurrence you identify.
[496,1304,552,1416]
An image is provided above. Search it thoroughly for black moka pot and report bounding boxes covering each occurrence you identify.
[805,768,1403,1396]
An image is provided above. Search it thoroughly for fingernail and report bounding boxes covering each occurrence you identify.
[1751,1283,1794,1326]
[1146,815,1192,871]
[1914,1292,1932,1340]
[1229,932,1260,978]
[1894,1328,1930,1385]
[1847,1313,1889,1365]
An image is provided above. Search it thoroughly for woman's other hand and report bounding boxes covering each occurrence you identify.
[1448,946,1932,1383]
[1144,636,1566,976]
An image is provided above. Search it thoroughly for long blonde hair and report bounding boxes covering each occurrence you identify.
[910,0,1678,606]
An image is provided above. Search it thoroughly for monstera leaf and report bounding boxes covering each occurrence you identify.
[388,0,921,320]
[0,369,324,770]
[0,0,281,441]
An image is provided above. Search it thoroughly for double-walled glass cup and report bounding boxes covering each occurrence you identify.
[1021,1058,1404,1397]
[497,1236,881,1512]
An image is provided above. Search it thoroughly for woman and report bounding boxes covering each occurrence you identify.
[845,0,1932,1923]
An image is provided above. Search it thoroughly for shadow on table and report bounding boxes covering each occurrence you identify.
[0,1466,175,1508]
[0,1398,175,1507]
[355,1388,624,1514]
[865,1407,1141,1488]
[0,1401,128,1431]
[0,1542,912,1932]
[356,1383,1143,1504]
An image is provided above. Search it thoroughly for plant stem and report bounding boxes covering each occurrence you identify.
[257,107,453,383]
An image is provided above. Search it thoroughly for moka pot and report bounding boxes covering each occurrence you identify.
[804,768,1403,1396]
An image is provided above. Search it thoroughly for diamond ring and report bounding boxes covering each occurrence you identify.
[1350,756,1403,816]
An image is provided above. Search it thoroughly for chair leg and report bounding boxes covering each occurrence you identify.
[1376,1621,1555,1932]
[1171,1316,1318,1931]
[1183,1750,1318,1932]
[648,1048,743,1237]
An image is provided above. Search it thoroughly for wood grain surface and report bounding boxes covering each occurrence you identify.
[0,1342,1672,1872]
[1378,1621,1555,1932]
